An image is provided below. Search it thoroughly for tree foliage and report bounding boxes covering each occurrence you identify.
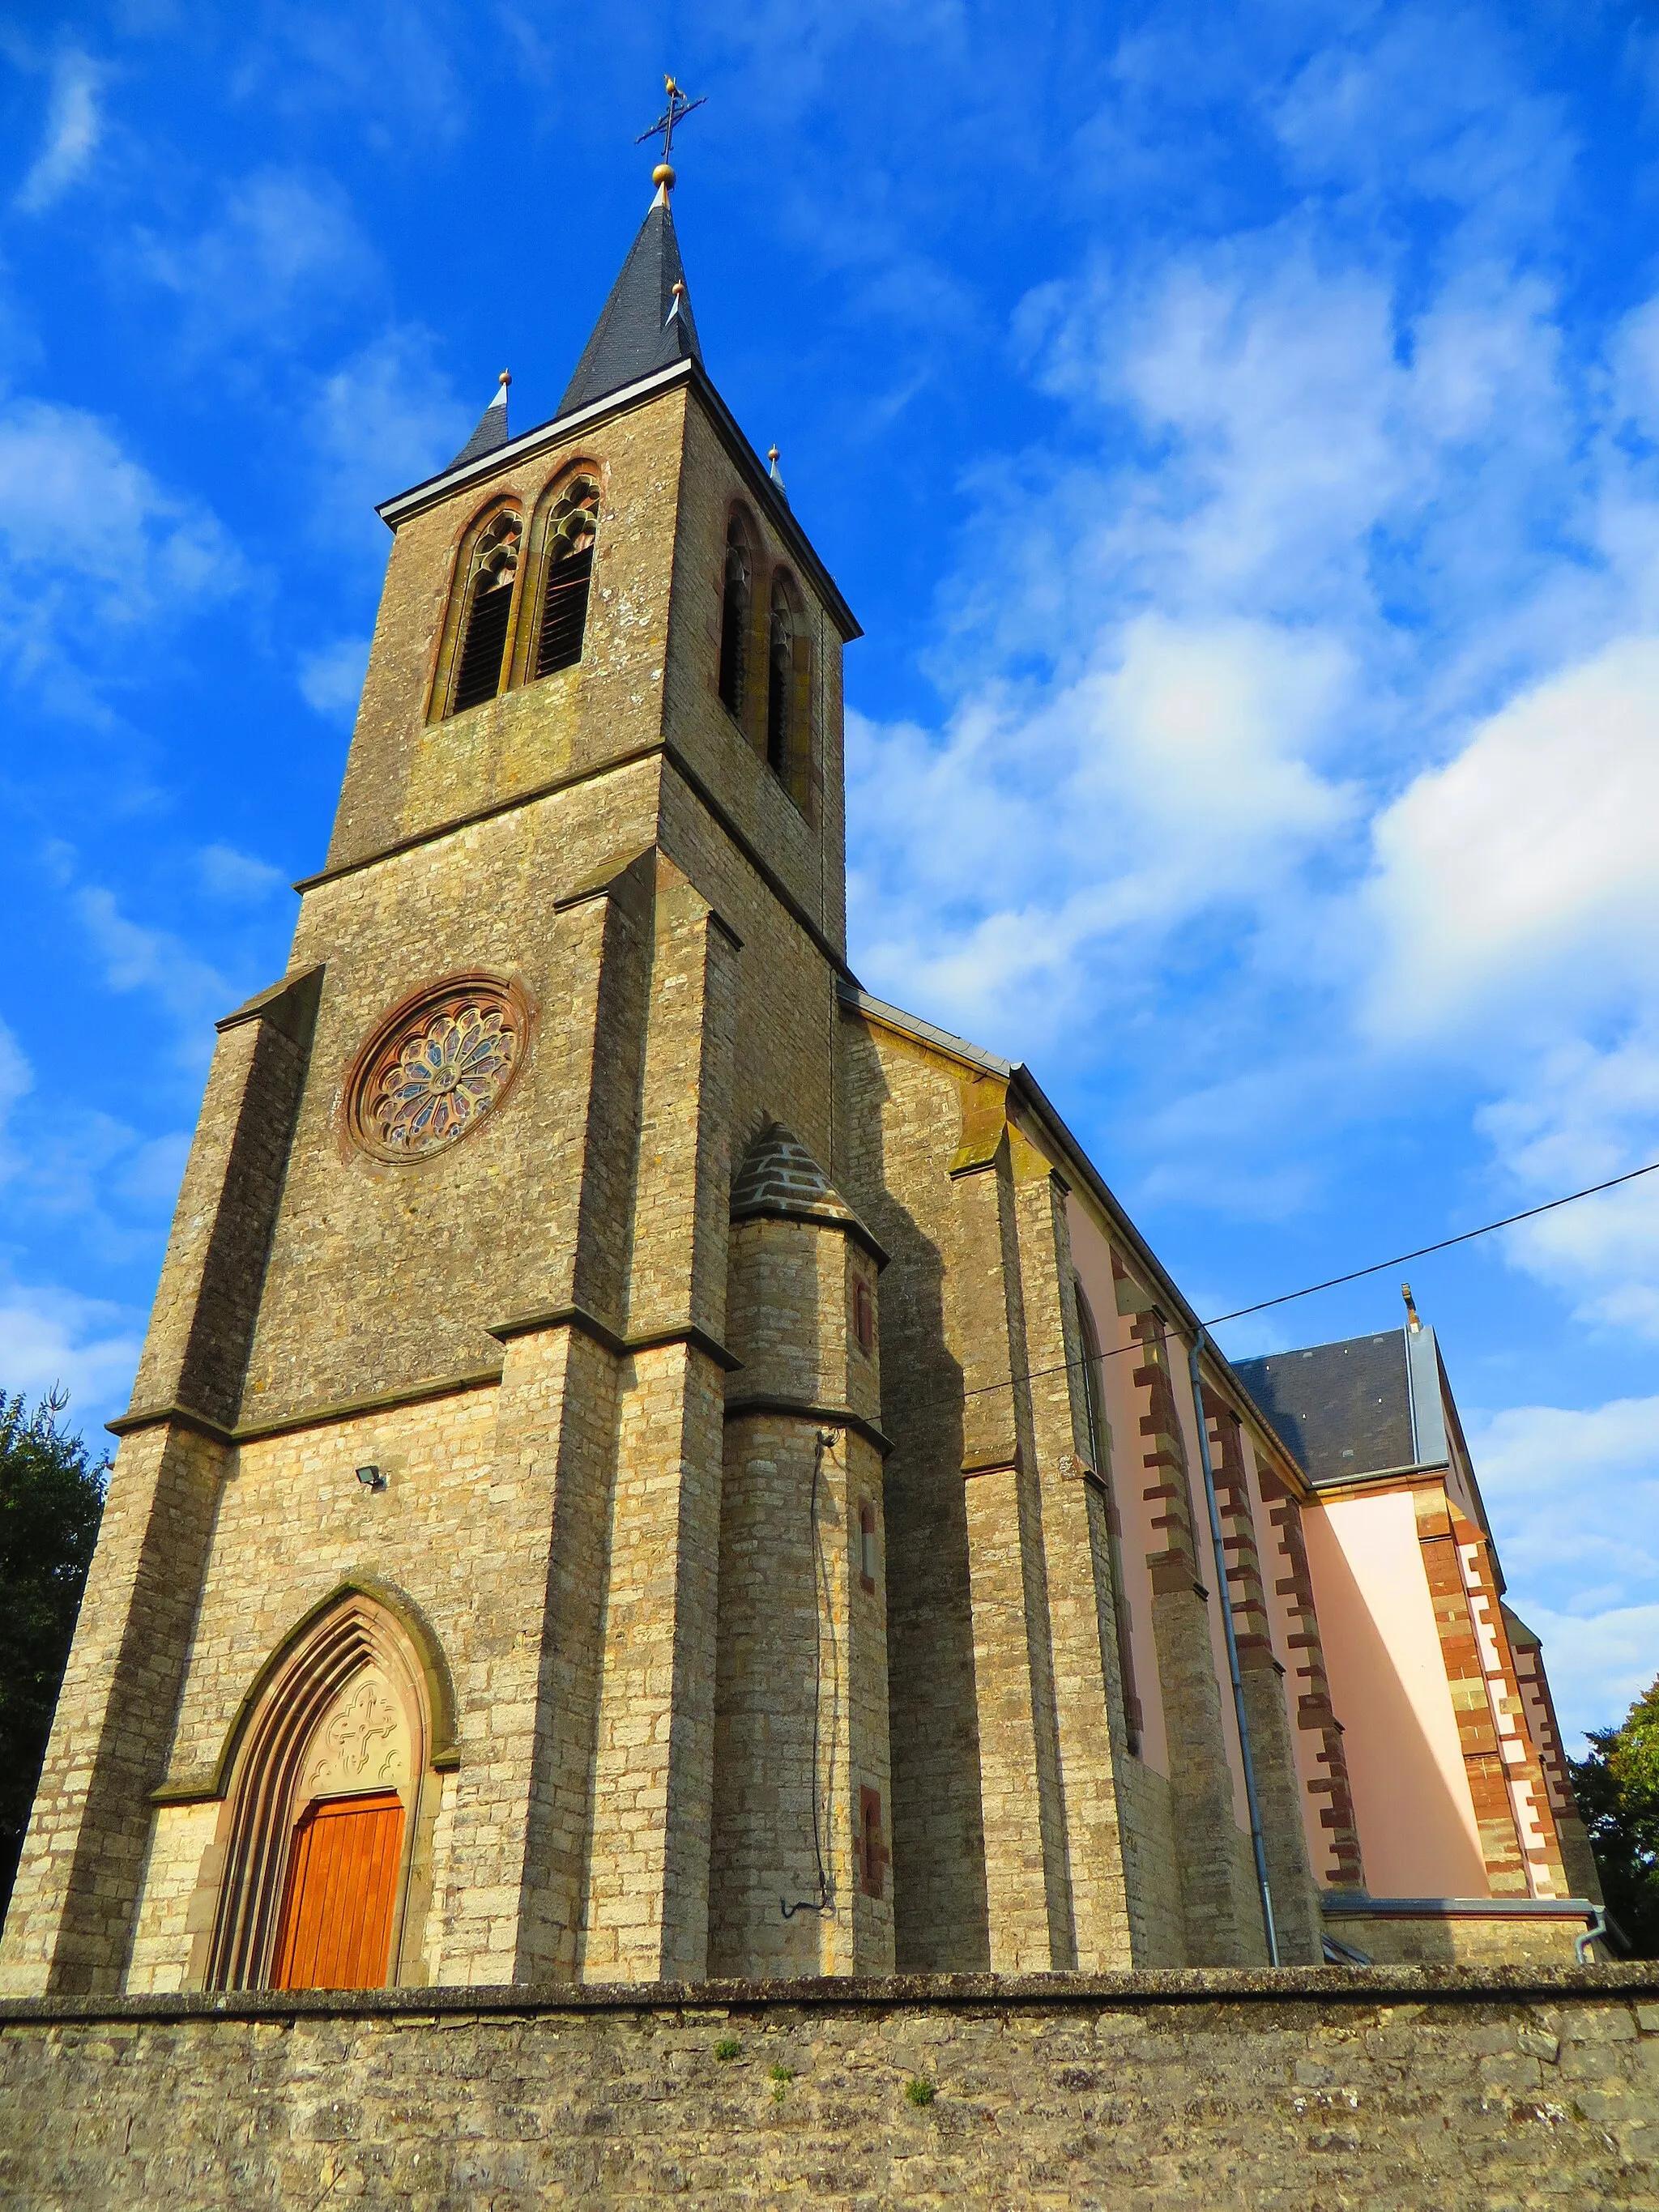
[0,1390,107,1919]
[1569,1672,1659,1958]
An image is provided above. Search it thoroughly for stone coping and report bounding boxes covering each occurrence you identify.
[2,1963,1653,2026]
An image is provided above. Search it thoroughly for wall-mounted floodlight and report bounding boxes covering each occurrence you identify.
[355,1464,386,1491]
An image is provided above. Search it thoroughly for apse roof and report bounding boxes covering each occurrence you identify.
[1232,1331,1418,1485]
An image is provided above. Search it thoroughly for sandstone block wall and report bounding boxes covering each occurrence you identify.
[328,389,689,874]
[2,1967,1655,2210]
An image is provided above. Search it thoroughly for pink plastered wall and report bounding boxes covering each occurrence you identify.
[1302,1488,1487,1897]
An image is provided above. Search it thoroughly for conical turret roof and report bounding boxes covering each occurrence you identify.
[558,190,702,419]
[731,1122,889,1266]
[446,374,510,469]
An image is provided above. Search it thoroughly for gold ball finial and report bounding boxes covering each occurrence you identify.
[498,369,512,388]
[652,160,676,190]
[767,445,779,462]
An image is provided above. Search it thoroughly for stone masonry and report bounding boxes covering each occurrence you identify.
[2,1967,1657,2210]
[0,188,1601,2038]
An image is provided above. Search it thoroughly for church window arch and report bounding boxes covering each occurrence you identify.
[527,470,601,680]
[766,568,813,813]
[852,1275,875,1357]
[433,501,523,720]
[201,1590,445,1993]
[1076,1283,1144,1757]
[718,507,754,722]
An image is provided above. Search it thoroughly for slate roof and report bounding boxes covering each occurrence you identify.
[447,381,510,471]
[1232,1331,1415,1485]
[730,1122,888,1266]
[558,192,702,420]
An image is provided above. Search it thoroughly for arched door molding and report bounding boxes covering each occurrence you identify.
[200,1584,452,1992]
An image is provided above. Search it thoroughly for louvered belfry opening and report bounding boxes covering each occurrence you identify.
[449,510,521,715]
[535,475,600,678]
[719,516,751,718]
[766,574,794,773]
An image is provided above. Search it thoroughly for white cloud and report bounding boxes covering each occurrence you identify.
[15,51,103,215]
[0,1270,142,1430]
[306,327,467,541]
[1363,637,1659,1045]
[1507,1605,1659,1752]
[849,219,1593,1062]
[297,636,369,720]
[0,399,241,695]
[113,1132,190,1213]
[140,168,376,350]
[0,1018,34,1187]
[849,613,1358,1044]
[72,881,228,1051]
[1464,1396,1659,1742]
[198,842,286,902]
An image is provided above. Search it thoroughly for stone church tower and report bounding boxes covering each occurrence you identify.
[3,171,890,1997]
[16,158,1587,2005]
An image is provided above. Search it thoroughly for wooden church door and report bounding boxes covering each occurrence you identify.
[271,1792,405,1990]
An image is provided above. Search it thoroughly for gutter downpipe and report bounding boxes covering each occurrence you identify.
[1188,1329,1280,1967]
[1576,1906,1611,1964]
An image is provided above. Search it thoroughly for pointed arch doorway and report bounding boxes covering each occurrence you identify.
[200,1590,450,1993]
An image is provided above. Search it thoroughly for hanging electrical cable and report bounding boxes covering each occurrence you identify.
[917,1153,1659,1417]
[782,1429,835,1921]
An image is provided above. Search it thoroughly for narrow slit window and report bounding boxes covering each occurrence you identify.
[719,518,751,718]
[859,1786,887,1899]
[852,1276,874,1356]
[1077,1282,1144,1756]
[535,476,599,678]
[449,512,521,716]
[859,1502,878,1592]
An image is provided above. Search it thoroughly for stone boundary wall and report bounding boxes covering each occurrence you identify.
[2,1966,1656,2210]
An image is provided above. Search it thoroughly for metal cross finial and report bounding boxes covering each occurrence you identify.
[636,73,706,191]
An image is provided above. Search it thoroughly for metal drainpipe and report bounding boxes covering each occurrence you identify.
[1187,1330,1280,1967]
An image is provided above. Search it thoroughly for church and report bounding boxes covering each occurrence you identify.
[0,147,1606,2001]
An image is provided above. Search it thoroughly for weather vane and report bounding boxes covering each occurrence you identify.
[636,73,706,194]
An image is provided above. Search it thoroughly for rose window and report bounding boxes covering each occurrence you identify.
[346,977,527,1161]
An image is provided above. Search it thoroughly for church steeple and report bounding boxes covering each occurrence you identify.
[557,194,702,419]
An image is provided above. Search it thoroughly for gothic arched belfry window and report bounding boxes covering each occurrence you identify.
[766,569,809,799]
[719,511,753,719]
[533,473,600,677]
[443,506,522,716]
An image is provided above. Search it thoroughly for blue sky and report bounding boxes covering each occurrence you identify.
[2,1,1658,1745]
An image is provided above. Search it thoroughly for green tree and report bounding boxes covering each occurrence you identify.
[1569,1673,1659,1958]
[0,1390,107,1919]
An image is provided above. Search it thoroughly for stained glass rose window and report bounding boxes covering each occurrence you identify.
[345,976,528,1161]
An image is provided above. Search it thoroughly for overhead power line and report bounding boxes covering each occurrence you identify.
[1202,1157,1659,1324]
[944,1155,1659,1408]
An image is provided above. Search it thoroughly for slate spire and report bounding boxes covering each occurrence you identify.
[557,190,702,420]
[448,370,511,469]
